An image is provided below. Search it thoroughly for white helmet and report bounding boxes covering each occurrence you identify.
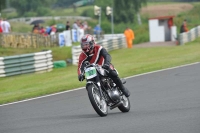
[80,34,95,53]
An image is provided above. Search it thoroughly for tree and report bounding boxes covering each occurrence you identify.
[10,0,56,16]
[0,0,6,14]
[114,0,147,23]
[95,0,147,23]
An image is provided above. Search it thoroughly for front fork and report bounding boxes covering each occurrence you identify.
[95,75,104,100]
[86,75,104,100]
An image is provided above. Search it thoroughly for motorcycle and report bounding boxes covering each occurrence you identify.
[81,61,130,117]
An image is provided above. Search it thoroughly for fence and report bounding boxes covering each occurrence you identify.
[0,50,53,77]
[0,33,58,48]
[72,36,127,65]
[178,26,200,45]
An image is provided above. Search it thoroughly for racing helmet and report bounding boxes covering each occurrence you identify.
[80,34,95,53]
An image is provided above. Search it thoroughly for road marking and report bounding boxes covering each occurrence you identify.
[0,62,199,107]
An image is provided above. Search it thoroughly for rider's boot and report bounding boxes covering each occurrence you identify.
[112,76,130,97]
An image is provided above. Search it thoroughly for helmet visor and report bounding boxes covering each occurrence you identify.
[81,43,90,53]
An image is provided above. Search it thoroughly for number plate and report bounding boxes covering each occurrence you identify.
[85,67,97,79]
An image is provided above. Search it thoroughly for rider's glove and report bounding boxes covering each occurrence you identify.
[102,63,110,69]
[78,74,85,81]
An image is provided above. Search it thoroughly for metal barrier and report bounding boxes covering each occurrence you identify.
[72,36,127,65]
[179,26,200,45]
[0,50,53,77]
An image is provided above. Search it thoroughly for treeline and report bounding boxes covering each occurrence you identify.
[95,0,147,24]
[1,0,91,16]
[0,0,6,12]
[9,0,82,16]
[1,0,147,24]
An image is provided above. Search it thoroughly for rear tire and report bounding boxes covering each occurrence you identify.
[118,96,130,112]
[87,84,108,117]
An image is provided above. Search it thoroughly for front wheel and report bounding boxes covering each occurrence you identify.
[87,84,108,117]
[118,95,130,112]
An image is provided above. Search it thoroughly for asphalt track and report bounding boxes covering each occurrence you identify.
[0,63,200,133]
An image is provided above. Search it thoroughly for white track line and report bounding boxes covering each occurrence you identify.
[125,62,199,79]
[0,62,199,107]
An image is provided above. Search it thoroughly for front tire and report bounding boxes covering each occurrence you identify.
[118,95,130,112]
[87,84,108,117]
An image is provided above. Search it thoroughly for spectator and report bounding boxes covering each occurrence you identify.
[76,20,81,27]
[94,24,102,39]
[79,22,84,29]
[180,19,189,33]
[50,25,57,35]
[124,27,135,48]
[46,26,52,35]
[66,21,70,30]
[83,21,88,30]
[40,26,47,36]
[0,18,3,33]
[72,21,79,29]
[32,24,40,34]
[83,21,91,34]
[1,18,11,33]
[168,18,173,28]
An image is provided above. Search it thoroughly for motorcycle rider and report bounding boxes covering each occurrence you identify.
[77,34,130,97]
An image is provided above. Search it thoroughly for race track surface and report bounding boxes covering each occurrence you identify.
[0,63,200,133]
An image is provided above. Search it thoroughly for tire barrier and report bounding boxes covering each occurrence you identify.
[72,36,127,65]
[178,26,200,45]
[0,50,53,77]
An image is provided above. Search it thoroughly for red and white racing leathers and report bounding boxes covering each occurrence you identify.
[77,44,111,75]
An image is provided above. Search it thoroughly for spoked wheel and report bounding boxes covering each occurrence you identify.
[118,95,130,112]
[87,84,108,117]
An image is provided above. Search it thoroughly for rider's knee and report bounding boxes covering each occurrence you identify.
[109,70,118,77]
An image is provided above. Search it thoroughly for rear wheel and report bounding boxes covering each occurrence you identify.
[87,84,108,117]
[118,95,130,112]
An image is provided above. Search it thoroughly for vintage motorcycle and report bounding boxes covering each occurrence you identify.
[81,61,130,117]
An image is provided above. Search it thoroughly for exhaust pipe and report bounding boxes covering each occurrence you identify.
[110,101,123,110]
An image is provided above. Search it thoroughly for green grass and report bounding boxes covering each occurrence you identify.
[0,38,200,105]
[10,22,33,33]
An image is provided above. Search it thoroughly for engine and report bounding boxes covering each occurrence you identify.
[101,77,120,102]
[101,77,114,88]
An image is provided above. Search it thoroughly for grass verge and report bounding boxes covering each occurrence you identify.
[0,39,200,105]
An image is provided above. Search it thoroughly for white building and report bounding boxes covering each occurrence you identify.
[149,16,177,42]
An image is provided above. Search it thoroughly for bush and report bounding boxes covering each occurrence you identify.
[81,8,94,17]
[24,12,37,17]
[134,33,149,44]
[37,7,52,16]
[101,20,112,34]
[46,19,57,26]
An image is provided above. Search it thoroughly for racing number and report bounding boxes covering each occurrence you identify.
[88,70,93,76]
